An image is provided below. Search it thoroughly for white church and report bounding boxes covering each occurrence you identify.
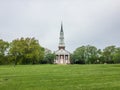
[54,23,70,64]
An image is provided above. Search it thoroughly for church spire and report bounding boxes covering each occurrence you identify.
[61,22,63,32]
[59,23,65,50]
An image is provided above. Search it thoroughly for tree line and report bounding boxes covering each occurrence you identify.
[71,45,120,64]
[0,38,120,65]
[0,38,55,65]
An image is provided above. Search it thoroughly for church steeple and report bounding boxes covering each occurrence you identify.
[59,23,65,50]
[54,22,70,64]
[61,23,63,32]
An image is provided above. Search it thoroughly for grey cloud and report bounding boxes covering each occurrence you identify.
[0,0,120,52]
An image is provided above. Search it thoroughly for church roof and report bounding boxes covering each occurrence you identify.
[55,49,70,55]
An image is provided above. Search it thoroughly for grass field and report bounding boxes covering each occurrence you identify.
[0,64,120,90]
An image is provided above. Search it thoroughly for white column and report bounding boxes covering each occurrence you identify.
[66,55,68,64]
[68,55,70,64]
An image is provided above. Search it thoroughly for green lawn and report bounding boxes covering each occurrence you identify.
[0,64,120,90]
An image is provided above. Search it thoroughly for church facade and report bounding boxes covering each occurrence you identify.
[54,23,70,64]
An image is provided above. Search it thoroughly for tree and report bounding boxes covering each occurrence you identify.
[71,45,99,64]
[85,45,98,64]
[113,47,120,63]
[40,48,55,64]
[0,39,9,56]
[0,39,9,64]
[43,53,55,64]
[102,46,116,64]
[9,37,44,65]
[71,46,86,64]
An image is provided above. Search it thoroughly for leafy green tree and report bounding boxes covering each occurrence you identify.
[113,47,120,63]
[71,46,86,64]
[95,49,103,64]
[40,48,55,64]
[103,46,116,64]
[0,39,9,56]
[43,53,55,64]
[85,45,98,64]
[9,37,44,65]
[0,39,9,64]
[71,45,99,64]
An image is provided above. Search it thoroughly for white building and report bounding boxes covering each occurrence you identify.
[54,23,70,64]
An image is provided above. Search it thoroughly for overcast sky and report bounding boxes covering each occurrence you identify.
[0,0,120,52]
